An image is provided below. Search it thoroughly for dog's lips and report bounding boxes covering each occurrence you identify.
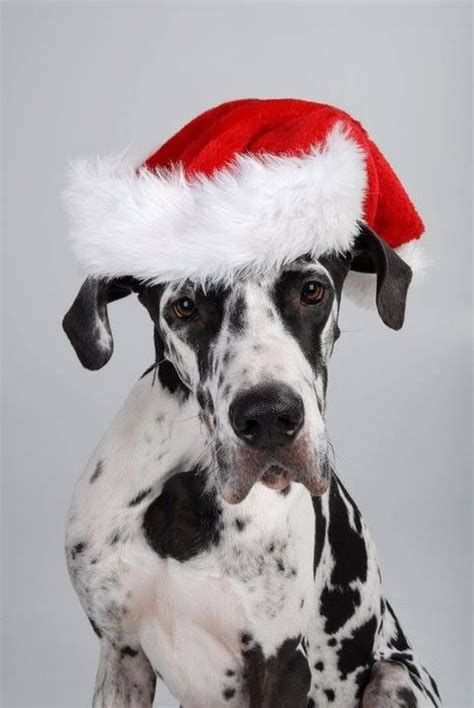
[260,465,292,492]
[216,432,331,504]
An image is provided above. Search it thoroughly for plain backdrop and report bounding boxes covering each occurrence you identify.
[1,2,472,707]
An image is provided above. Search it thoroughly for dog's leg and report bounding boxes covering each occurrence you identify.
[362,660,440,708]
[92,641,156,708]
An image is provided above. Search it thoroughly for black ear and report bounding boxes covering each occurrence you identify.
[62,277,137,370]
[350,223,413,330]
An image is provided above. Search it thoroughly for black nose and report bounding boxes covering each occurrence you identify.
[229,384,304,450]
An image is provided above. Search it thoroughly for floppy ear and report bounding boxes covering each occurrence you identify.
[62,277,137,370]
[349,223,413,330]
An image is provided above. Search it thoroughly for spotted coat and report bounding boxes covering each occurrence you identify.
[64,233,441,708]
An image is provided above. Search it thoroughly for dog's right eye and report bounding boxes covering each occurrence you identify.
[172,297,199,321]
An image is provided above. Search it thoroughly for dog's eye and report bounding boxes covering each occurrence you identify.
[173,297,199,321]
[301,281,325,305]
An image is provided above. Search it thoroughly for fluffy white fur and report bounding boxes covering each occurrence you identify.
[343,239,427,309]
[65,123,367,286]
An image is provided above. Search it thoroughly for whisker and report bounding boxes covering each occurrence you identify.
[169,414,201,423]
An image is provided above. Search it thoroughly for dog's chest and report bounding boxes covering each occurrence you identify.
[131,482,315,707]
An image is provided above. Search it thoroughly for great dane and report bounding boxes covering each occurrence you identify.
[64,224,441,707]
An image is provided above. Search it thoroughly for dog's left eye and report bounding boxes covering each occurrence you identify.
[301,281,325,305]
[173,297,199,321]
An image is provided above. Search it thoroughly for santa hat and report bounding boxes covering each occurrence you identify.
[65,98,425,297]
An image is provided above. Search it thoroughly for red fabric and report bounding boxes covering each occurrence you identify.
[143,99,423,248]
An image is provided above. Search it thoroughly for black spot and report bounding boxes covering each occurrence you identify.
[128,487,152,507]
[320,585,361,634]
[300,598,305,609]
[88,617,102,638]
[120,646,139,658]
[307,700,315,708]
[355,665,371,699]
[328,637,337,647]
[276,558,285,573]
[398,686,418,708]
[429,674,441,699]
[386,601,411,652]
[314,661,324,671]
[222,687,235,700]
[312,495,327,575]
[280,483,291,496]
[225,669,235,677]
[109,530,122,545]
[266,307,275,320]
[337,615,377,679]
[228,293,247,333]
[143,468,222,562]
[235,518,246,532]
[90,460,104,483]
[71,541,87,559]
[324,688,335,702]
[241,632,253,645]
[158,358,188,396]
[327,476,367,586]
[268,542,275,554]
[408,673,438,707]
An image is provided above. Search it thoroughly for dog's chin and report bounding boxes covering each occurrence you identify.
[216,449,331,505]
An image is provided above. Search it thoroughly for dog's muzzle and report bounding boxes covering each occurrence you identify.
[218,383,329,503]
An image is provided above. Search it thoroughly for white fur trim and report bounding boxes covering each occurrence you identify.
[65,123,367,285]
[343,239,427,309]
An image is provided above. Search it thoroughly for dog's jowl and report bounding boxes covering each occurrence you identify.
[63,99,441,707]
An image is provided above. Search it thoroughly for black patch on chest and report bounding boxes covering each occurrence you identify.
[327,476,367,585]
[337,615,377,679]
[143,468,222,562]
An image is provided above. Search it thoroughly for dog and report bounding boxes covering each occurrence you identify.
[64,224,441,707]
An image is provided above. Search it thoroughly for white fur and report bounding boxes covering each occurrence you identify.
[65,123,366,286]
[343,239,427,309]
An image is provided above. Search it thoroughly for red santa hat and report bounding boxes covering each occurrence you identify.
[65,98,425,298]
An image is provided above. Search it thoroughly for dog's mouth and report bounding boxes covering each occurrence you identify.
[260,464,293,492]
[216,437,331,504]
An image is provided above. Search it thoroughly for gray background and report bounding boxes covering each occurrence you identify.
[1,2,472,707]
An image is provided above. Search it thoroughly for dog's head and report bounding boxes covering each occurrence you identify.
[63,224,412,503]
